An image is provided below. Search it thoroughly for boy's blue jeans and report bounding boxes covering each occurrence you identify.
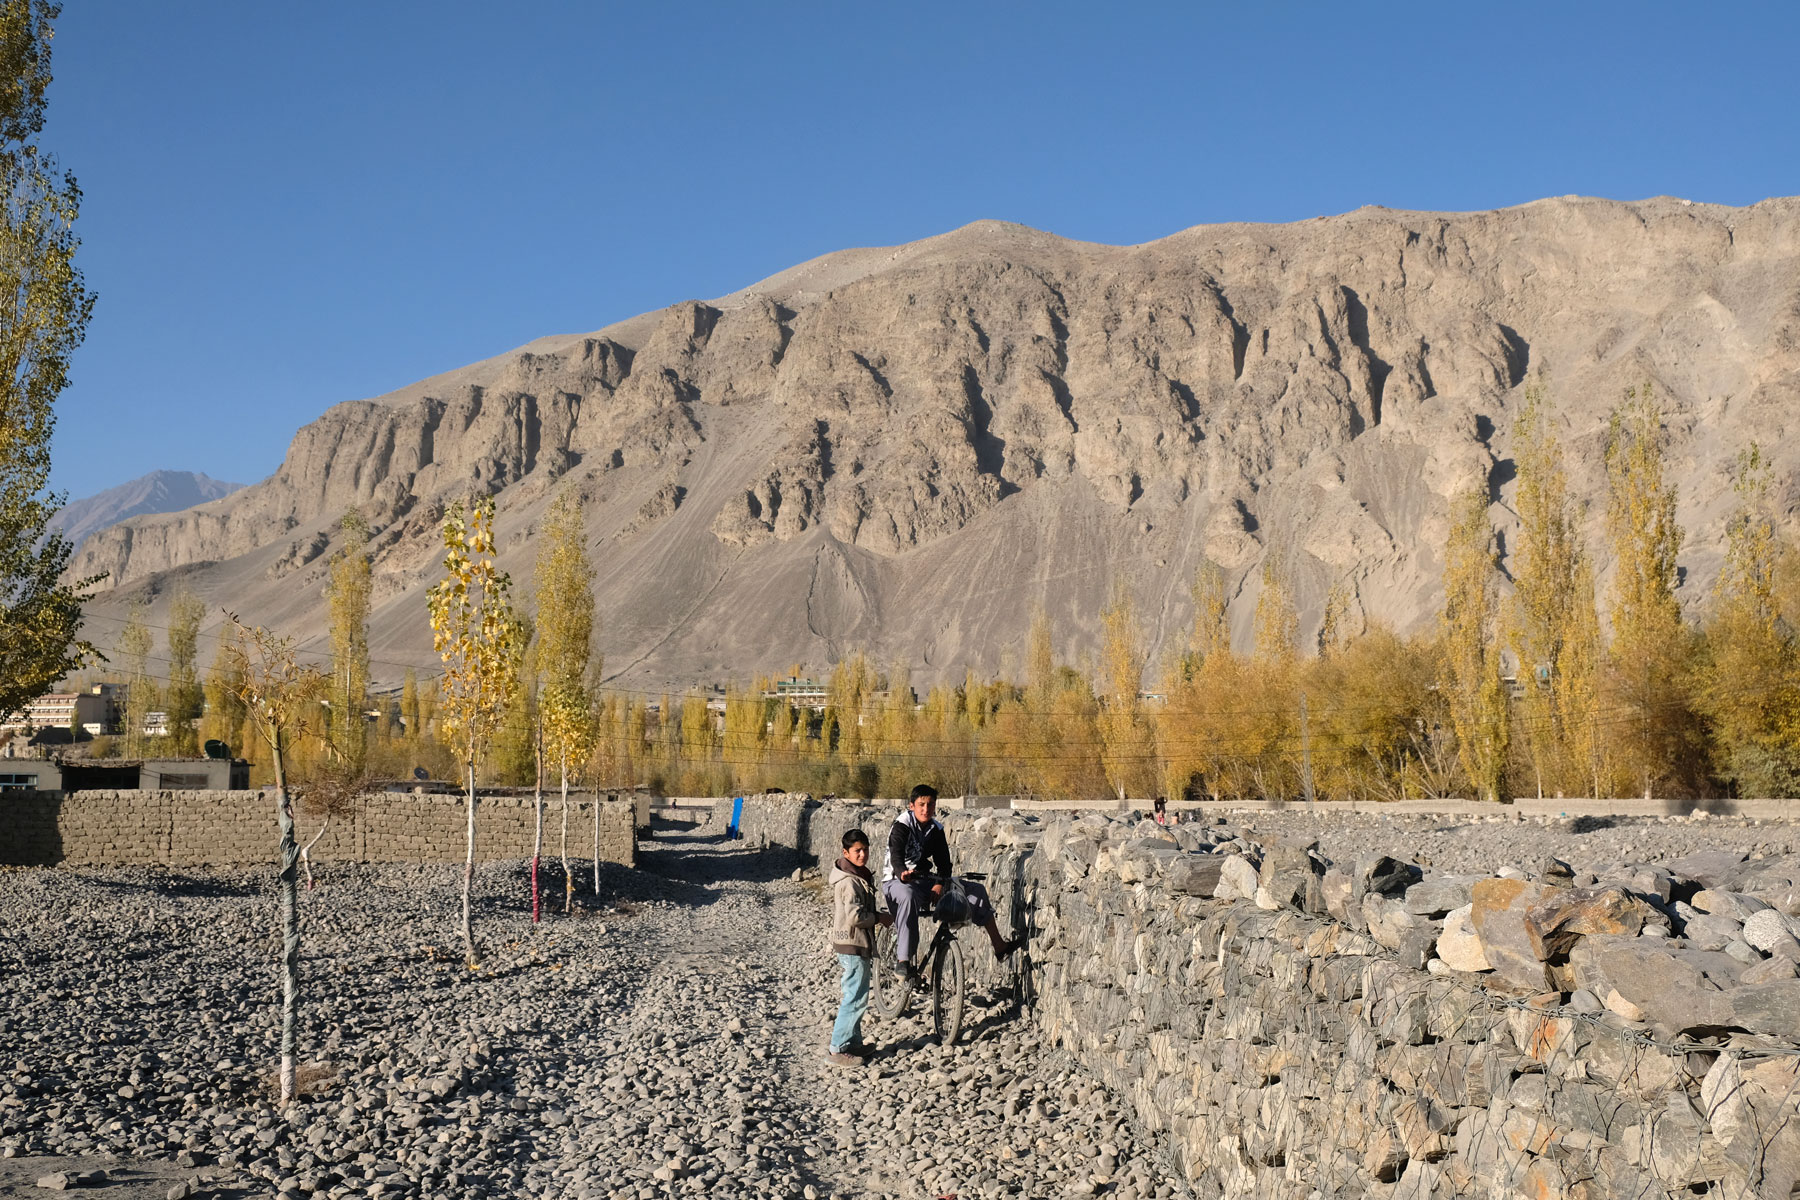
[831,952,871,1052]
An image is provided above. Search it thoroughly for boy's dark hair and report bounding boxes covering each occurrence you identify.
[842,828,868,850]
[910,783,938,802]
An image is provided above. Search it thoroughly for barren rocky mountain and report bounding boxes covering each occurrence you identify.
[47,470,243,554]
[72,196,1800,690]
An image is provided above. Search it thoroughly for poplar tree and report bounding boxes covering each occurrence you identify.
[1097,581,1149,800]
[1246,556,1300,800]
[1442,487,1510,802]
[324,511,371,775]
[1506,384,1588,797]
[165,589,204,755]
[200,634,247,752]
[426,496,526,968]
[118,603,152,756]
[1700,445,1800,795]
[400,669,420,748]
[0,0,99,721]
[222,615,325,1110]
[1603,386,1699,796]
[534,489,597,914]
[1556,557,1612,797]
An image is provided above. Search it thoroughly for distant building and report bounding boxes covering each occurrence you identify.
[0,684,123,738]
[767,676,828,707]
[0,756,250,793]
[0,760,62,792]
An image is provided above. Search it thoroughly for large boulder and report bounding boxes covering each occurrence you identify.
[1666,850,1748,893]
[1728,979,1800,1041]
[1568,937,1735,1035]
[1166,853,1225,897]
[1214,853,1260,901]
[1257,837,1327,914]
[1351,854,1422,904]
[1436,903,1491,973]
[1403,875,1479,917]
[1469,878,1554,992]
[1523,885,1655,960]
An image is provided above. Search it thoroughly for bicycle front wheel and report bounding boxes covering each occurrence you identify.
[931,937,965,1045]
[872,922,911,1020]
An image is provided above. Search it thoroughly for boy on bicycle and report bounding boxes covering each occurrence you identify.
[881,784,1020,992]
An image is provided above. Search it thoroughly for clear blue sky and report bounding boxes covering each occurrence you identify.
[45,1,1800,498]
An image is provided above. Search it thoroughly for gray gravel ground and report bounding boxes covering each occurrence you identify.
[1192,806,1800,876]
[0,815,1196,1200]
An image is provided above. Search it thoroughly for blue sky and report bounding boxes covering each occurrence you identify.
[45,1,1800,498]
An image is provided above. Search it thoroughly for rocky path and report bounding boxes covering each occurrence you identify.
[1,816,1195,1200]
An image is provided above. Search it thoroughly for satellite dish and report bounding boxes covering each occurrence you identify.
[203,739,231,760]
[413,766,429,781]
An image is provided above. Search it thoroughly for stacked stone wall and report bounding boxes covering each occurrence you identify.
[0,790,637,869]
[723,794,1800,1197]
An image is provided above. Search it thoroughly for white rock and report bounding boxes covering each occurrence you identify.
[1742,908,1798,953]
[1435,904,1491,972]
[1214,855,1259,902]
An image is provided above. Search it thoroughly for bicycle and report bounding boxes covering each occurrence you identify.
[870,871,989,1045]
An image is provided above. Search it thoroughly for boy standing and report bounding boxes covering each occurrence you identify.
[826,828,891,1065]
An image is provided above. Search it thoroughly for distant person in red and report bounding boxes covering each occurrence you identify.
[1153,795,1167,825]
[881,784,1020,991]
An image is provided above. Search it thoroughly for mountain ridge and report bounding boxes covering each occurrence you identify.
[70,195,1800,690]
[49,470,245,556]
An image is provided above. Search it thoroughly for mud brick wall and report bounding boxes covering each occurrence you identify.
[725,795,1800,1198]
[0,791,637,869]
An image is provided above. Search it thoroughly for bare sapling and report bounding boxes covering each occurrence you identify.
[532,711,544,923]
[223,614,325,1110]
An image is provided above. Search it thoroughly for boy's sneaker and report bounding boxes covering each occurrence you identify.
[841,1040,875,1058]
[824,1049,860,1067]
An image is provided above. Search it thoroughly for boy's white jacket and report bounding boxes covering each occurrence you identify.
[828,860,879,956]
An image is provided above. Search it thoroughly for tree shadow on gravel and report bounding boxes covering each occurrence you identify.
[636,823,816,889]
[479,858,719,911]
[75,871,265,899]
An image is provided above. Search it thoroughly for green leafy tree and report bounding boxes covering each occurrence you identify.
[426,496,526,968]
[0,1,99,721]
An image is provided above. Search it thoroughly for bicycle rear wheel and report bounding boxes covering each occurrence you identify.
[871,922,911,1020]
[931,937,965,1045]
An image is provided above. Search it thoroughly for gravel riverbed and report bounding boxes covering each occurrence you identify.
[1215,805,1800,876]
[0,816,1195,1200]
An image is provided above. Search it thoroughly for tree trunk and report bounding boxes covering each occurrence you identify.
[275,733,299,1110]
[531,746,544,924]
[591,783,600,898]
[560,764,571,914]
[299,814,329,891]
[462,761,478,967]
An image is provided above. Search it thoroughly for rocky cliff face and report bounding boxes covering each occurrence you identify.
[73,197,1800,688]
